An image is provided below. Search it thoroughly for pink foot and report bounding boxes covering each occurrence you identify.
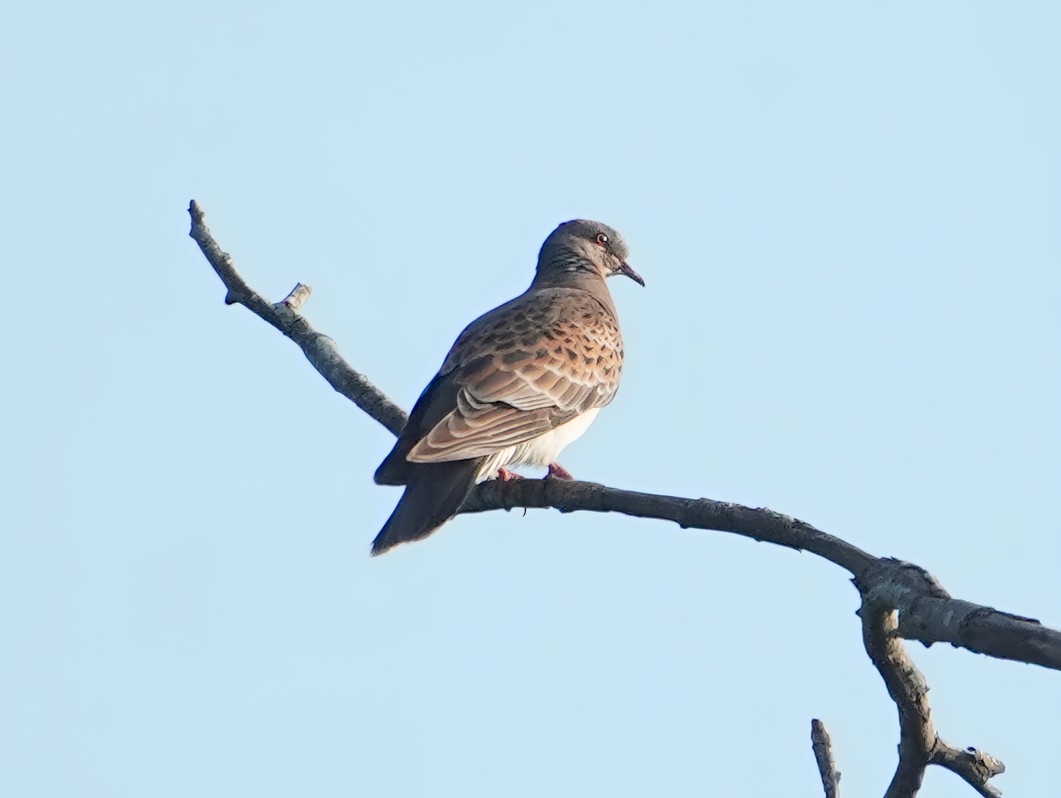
[546,463,574,480]
[497,467,524,481]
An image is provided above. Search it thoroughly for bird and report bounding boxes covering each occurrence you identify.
[371,219,644,555]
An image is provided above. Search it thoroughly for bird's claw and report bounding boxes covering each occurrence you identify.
[546,463,574,480]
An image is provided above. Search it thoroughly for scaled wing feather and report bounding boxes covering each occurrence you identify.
[406,289,622,463]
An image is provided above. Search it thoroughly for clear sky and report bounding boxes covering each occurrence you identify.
[2,2,1058,796]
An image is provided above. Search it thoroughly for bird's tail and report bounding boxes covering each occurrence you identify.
[371,460,481,556]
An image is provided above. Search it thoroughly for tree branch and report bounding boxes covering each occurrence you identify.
[188,200,1041,797]
[811,719,841,798]
[188,200,407,436]
[860,599,1005,798]
[463,479,1061,671]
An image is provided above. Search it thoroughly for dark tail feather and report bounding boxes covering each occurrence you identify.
[371,461,481,556]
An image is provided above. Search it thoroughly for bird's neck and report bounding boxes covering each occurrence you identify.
[530,266,617,315]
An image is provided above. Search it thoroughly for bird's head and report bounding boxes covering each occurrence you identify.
[537,219,645,287]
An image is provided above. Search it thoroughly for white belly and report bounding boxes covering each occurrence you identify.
[476,407,600,482]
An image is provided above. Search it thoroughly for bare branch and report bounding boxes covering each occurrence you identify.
[932,747,1005,798]
[463,479,1061,671]
[187,200,407,436]
[811,719,841,798]
[859,597,1005,797]
[187,200,1046,796]
[863,559,1061,670]
[465,478,876,571]
[861,602,933,797]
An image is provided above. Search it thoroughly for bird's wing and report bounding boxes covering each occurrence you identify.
[406,288,623,463]
[373,369,463,485]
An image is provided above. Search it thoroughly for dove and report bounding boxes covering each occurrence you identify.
[372,219,643,555]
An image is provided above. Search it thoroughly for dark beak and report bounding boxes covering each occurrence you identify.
[619,261,645,287]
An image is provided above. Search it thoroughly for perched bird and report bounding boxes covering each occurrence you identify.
[372,219,644,555]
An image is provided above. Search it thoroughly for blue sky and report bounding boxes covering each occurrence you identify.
[2,2,1058,796]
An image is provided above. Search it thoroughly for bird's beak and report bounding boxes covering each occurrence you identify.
[619,261,645,287]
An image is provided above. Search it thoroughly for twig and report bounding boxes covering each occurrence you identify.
[933,747,1005,798]
[811,719,841,798]
[188,200,407,435]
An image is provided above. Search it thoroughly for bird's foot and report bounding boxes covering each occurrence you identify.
[497,467,524,481]
[545,463,574,480]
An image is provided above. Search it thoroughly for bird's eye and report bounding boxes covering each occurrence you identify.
[595,232,609,247]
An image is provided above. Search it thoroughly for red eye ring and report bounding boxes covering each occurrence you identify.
[595,232,609,247]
